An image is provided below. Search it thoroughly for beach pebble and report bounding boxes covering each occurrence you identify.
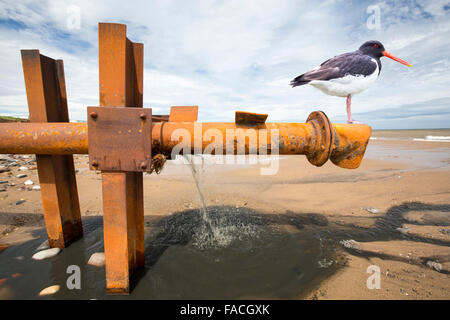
[339,239,361,250]
[39,285,60,296]
[15,199,26,205]
[426,261,442,272]
[18,166,28,171]
[32,248,61,260]
[22,155,30,159]
[438,228,450,236]
[32,185,41,190]
[0,166,10,173]
[16,174,27,178]
[87,252,105,267]
[396,227,410,235]
[24,180,34,185]
[0,180,8,184]
[0,187,6,192]
[365,207,380,214]
[36,240,50,252]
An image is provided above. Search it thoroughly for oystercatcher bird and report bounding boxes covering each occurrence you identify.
[290,40,411,124]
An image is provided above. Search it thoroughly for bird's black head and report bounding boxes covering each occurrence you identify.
[358,40,385,58]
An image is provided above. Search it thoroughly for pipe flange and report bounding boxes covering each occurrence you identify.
[305,111,334,167]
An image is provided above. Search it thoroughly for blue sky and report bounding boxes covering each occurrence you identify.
[0,0,449,129]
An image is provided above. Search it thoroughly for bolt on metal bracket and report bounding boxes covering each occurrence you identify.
[87,106,152,172]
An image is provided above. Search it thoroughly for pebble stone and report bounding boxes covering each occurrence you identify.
[32,248,61,260]
[39,285,60,296]
[87,252,106,267]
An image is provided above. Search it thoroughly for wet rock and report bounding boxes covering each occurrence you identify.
[39,285,60,296]
[365,207,380,214]
[32,185,41,190]
[32,248,61,260]
[24,180,34,185]
[0,166,10,173]
[426,261,442,272]
[16,174,27,178]
[36,240,50,252]
[87,252,105,267]
[339,239,361,250]
[15,199,26,205]
[18,166,28,171]
[318,258,333,268]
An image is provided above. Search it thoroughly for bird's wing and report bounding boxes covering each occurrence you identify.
[319,52,377,78]
[290,52,378,87]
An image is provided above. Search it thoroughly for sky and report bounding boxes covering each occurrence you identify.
[0,0,449,129]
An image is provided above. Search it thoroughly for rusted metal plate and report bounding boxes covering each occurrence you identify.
[169,106,198,122]
[21,50,83,248]
[87,106,152,172]
[235,111,268,126]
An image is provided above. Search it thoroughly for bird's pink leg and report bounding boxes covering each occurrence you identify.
[346,94,352,124]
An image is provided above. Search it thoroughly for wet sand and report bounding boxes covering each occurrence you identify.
[0,138,449,299]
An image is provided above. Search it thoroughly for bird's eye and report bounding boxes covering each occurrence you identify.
[373,44,379,49]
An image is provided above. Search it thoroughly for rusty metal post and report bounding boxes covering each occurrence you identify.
[21,50,83,247]
[98,23,145,294]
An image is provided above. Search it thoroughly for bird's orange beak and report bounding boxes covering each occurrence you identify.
[382,51,412,67]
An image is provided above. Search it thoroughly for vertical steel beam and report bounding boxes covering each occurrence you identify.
[98,22,145,294]
[21,50,83,248]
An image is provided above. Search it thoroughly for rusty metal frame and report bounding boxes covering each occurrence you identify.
[21,50,83,248]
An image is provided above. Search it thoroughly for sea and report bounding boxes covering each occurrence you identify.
[371,129,450,142]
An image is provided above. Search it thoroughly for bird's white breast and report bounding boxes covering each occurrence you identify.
[309,59,379,97]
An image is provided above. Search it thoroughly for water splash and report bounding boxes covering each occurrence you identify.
[183,154,212,226]
[182,155,261,249]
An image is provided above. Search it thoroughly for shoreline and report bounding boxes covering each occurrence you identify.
[1,138,449,299]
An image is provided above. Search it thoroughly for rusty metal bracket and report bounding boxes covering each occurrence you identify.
[87,106,152,172]
[235,111,268,126]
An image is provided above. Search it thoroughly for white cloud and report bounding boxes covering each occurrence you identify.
[0,0,449,128]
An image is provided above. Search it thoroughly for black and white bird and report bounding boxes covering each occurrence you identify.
[290,40,411,124]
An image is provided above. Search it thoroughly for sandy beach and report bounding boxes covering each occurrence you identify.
[0,131,449,299]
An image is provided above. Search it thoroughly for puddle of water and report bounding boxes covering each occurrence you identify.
[0,207,342,300]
